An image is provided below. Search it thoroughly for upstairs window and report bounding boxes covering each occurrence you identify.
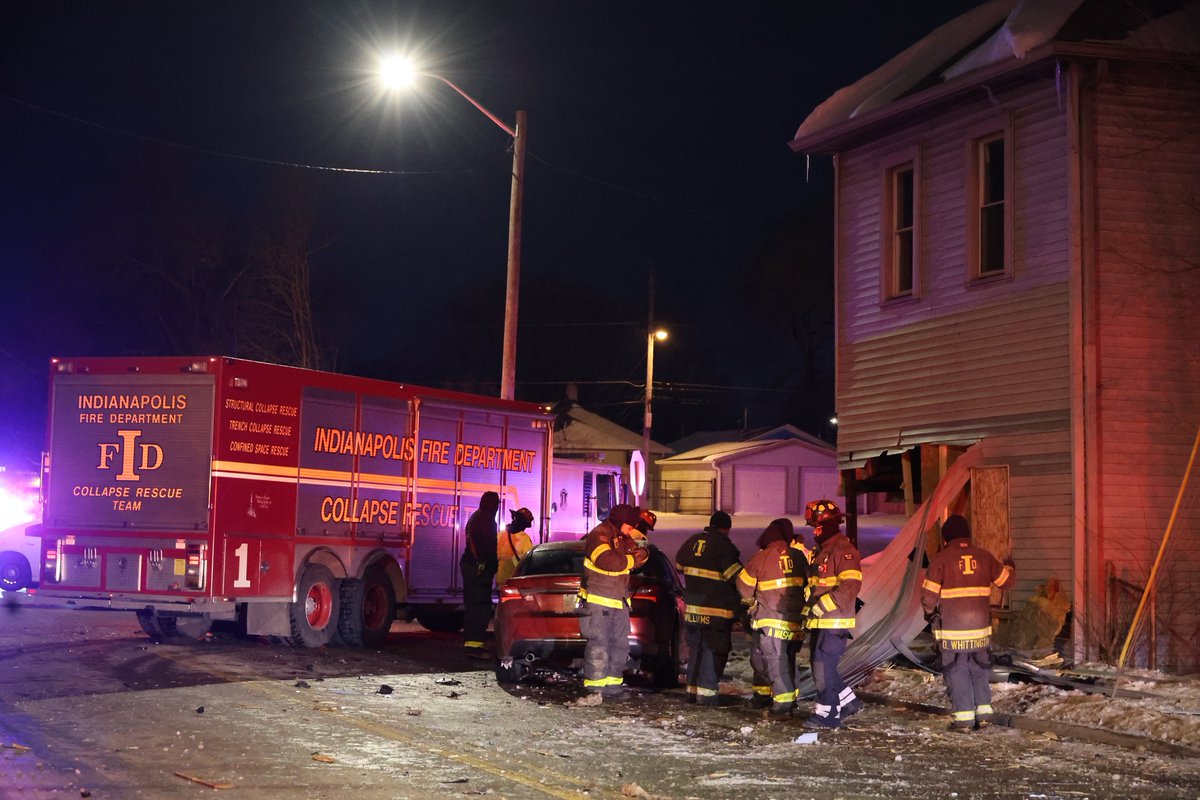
[881,150,919,302]
[967,129,1012,281]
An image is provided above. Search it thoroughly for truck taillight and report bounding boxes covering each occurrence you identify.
[43,540,64,584]
[184,543,207,591]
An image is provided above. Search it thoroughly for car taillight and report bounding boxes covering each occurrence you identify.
[499,585,524,603]
[633,585,660,601]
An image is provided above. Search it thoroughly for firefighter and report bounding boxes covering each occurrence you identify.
[675,511,743,706]
[460,491,501,659]
[737,517,810,717]
[580,504,649,698]
[633,509,657,541]
[921,514,1015,732]
[496,507,535,586]
[802,499,863,729]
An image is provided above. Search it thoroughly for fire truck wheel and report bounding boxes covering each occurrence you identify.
[338,567,396,648]
[289,564,341,647]
[0,553,32,592]
[135,610,213,643]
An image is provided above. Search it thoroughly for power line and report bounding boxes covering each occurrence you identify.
[1,93,467,176]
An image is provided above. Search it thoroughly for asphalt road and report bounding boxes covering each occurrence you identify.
[3,602,1200,800]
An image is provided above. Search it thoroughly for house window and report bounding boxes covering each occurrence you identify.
[890,164,915,296]
[881,152,919,302]
[967,130,1011,280]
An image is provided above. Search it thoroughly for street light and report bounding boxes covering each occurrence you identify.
[379,56,526,401]
[640,328,668,506]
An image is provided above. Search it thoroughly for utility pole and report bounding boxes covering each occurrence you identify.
[500,109,527,401]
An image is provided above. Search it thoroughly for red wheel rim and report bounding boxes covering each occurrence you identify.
[305,580,333,630]
[362,583,389,630]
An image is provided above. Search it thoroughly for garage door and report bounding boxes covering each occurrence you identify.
[733,465,786,514]
[800,468,841,509]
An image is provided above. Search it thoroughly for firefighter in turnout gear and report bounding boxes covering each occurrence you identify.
[496,507,535,587]
[675,511,743,705]
[921,514,1015,731]
[737,517,810,717]
[580,504,649,698]
[460,491,501,659]
[802,499,863,729]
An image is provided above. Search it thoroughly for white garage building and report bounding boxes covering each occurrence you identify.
[657,438,840,516]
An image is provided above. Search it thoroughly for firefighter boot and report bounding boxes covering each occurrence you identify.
[748,693,773,710]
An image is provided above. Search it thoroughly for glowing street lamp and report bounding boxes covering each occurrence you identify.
[639,328,668,506]
[380,56,526,401]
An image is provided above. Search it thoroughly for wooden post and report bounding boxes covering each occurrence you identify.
[842,467,858,549]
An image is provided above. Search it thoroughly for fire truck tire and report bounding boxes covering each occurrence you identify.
[0,553,32,592]
[338,567,396,648]
[415,609,464,634]
[288,564,341,647]
[135,610,213,643]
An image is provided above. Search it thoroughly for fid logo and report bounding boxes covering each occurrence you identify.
[97,429,164,482]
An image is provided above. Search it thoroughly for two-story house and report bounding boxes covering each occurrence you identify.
[790,0,1199,668]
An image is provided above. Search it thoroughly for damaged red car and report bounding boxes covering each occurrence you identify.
[493,540,684,686]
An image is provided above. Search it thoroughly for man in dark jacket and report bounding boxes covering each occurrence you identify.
[460,491,501,659]
[675,511,743,706]
[580,504,649,698]
[921,514,1015,731]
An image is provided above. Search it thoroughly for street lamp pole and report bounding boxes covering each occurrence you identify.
[642,326,667,508]
[391,68,525,401]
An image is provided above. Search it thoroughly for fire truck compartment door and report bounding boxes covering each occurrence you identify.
[223,536,293,597]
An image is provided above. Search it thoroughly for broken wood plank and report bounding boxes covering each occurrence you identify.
[174,772,234,789]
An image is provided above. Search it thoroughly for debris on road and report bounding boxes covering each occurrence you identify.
[434,677,461,686]
[311,753,336,763]
[621,782,651,798]
[294,680,311,689]
[173,771,234,789]
[377,684,393,694]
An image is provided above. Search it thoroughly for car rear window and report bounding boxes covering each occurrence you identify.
[520,548,585,576]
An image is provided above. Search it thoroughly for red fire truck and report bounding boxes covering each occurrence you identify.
[35,356,552,647]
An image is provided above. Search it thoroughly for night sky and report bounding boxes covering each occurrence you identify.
[0,1,983,470]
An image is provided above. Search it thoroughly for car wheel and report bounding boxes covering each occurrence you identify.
[495,659,527,684]
[287,564,341,647]
[652,621,682,689]
[0,552,32,592]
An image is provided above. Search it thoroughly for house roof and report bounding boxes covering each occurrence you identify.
[669,423,829,454]
[791,0,1200,151]
[552,403,672,456]
[659,437,834,465]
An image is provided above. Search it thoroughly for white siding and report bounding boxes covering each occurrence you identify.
[835,78,1073,464]
[977,430,1073,610]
